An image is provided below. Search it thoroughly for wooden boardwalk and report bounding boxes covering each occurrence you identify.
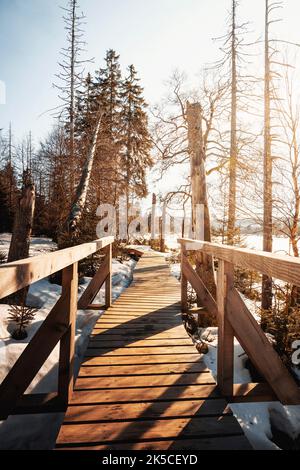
[56,251,251,450]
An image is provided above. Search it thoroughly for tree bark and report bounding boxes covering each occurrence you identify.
[58,112,102,247]
[186,101,216,297]
[227,0,238,245]
[262,0,273,311]
[6,170,35,305]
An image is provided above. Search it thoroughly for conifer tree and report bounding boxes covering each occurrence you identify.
[93,50,123,205]
[120,64,152,207]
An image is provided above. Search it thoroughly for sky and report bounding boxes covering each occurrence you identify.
[0,0,300,147]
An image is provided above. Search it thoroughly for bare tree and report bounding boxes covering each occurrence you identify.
[273,62,300,304]
[54,0,88,194]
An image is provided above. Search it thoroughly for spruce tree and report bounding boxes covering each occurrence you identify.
[93,50,124,205]
[120,64,152,207]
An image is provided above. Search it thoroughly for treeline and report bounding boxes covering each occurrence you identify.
[0,49,152,241]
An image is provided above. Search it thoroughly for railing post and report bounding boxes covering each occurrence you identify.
[181,244,188,313]
[217,259,234,397]
[58,262,78,406]
[105,242,112,308]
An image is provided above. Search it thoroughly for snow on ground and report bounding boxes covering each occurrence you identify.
[0,233,57,260]
[0,235,136,449]
[245,235,292,255]
[164,233,293,256]
[202,326,300,450]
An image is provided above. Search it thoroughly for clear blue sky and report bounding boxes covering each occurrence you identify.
[0,0,299,146]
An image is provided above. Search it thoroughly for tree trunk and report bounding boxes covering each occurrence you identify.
[262,0,273,311]
[69,0,76,194]
[6,170,35,305]
[227,0,238,245]
[186,101,216,297]
[58,112,102,247]
[150,193,157,249]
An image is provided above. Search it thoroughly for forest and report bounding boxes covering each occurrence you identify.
[1,0,300,453]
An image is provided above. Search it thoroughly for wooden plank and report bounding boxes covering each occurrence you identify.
[0,236,114,299]
[179,238,300,287]
[97,315,183,321]
[90,332,188,340]
[83,354,201,363]
[85,346,199,355]
[62,398,231,423]
[91,325,186,335]
[57,415,243,445]
[58,435,251,450]
[58,263,78,406]
[89,334,190,341]
[96,317,182,325]
[94,323,182,330]
[79,363,209,376]
[217,260,234,396]
[88,339,194,347]
[69,384,220,404]
[74,373,216,389]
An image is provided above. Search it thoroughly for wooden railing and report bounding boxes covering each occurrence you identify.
[0,236,114,420]
[179,238,300,405]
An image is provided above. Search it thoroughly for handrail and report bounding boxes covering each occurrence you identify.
[0,236,114,300]
[178,238,300,287]
[0,236,114,419]
[178,237,300,405]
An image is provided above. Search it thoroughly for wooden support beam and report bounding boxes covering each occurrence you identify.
[7,393,66,416]
[181,246,188,313]
[231,383,277,403]
[105,243,112,309]
[217,260,234,396]
[226,287,300,405]
[181,253,218,318]
[0,294,69,419]
[78,252,110,309]
[85,304,105,311]
[58,263,78,406]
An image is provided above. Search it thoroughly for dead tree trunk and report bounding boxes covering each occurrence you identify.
[58,112,102,248]
[150,193,157,249]
[159,202,167,253]
[186,102,216,297]
[227,0,238,245]
[262,0,273,311]
[7,170,35,305]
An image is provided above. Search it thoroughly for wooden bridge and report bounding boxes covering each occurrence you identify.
[1,236,300,450]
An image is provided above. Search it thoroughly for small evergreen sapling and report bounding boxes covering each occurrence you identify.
[8,304,38,340]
